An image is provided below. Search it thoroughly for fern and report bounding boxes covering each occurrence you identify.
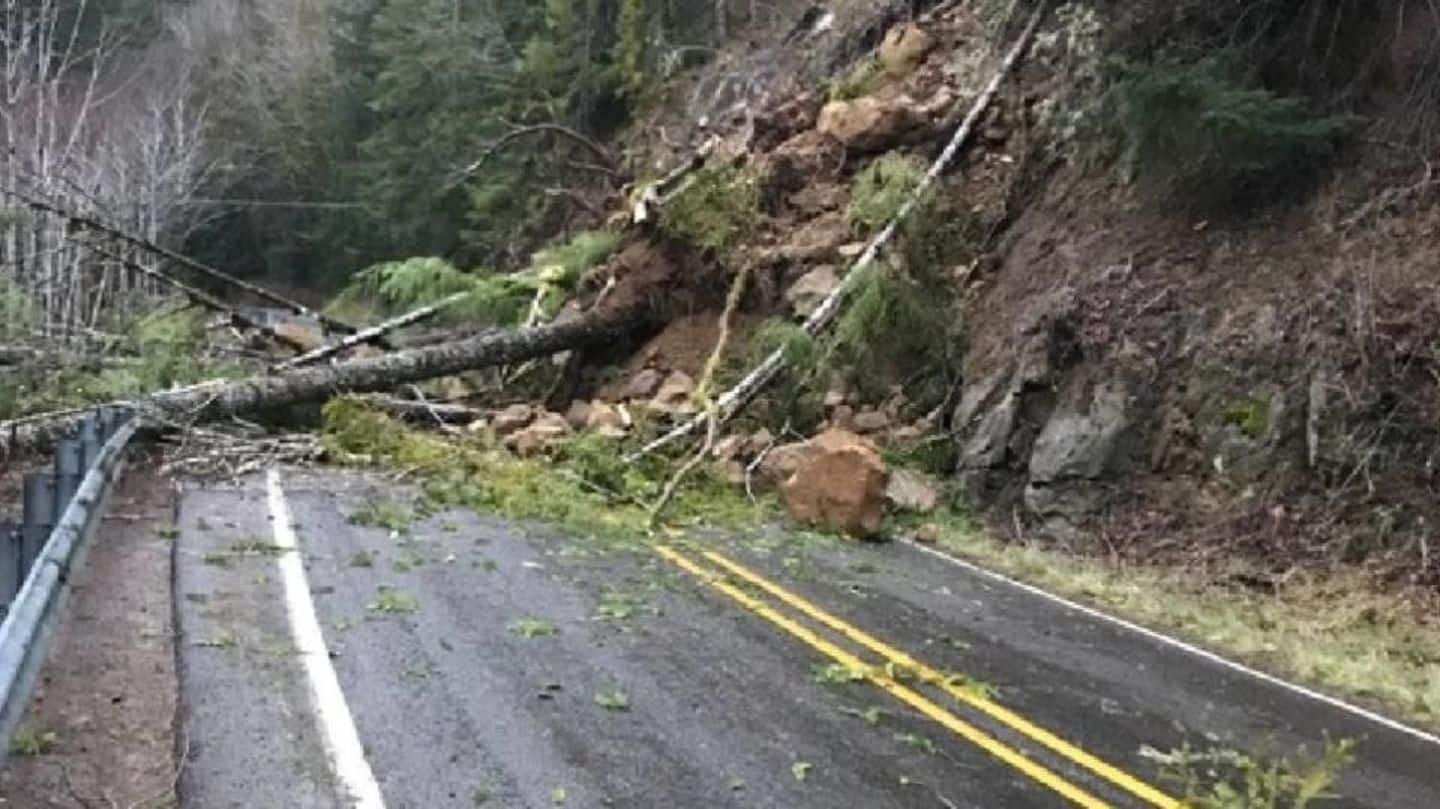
[330,232,616,329]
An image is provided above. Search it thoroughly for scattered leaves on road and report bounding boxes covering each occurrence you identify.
[508,616,558,638]
[229,536,287,556]
[193,632,238,649]
[550,786,567,804]
[840,706,888,725]
[348,550,375,567]
[594,591,646,622]
[594,688,630,711]
[347,499,413,533]
[812,662,867,685]
[791,761,813,782]
[895,732,937,755]
[155,524,180,540]
[8,725,59,756]
[369,585,419,614]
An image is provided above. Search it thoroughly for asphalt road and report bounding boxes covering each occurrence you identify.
[168,467,1440,808]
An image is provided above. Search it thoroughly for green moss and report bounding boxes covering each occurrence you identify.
[1223,396,1270,440]
[827,58,885,102]
[658,163,760,255]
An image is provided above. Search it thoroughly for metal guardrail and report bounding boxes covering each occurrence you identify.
[0,408,136,758]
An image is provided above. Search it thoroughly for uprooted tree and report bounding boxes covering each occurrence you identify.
[0,302,651,457]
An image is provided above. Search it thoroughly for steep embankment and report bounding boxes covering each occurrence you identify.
[587,1,1440,584]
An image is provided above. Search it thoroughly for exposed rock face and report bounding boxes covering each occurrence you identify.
[780,429,889,539]
[817,96,922,153]
[785,265,840,317]
[1024,380,1132,541]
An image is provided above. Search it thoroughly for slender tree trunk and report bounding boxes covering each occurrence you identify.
[1,303,653,456]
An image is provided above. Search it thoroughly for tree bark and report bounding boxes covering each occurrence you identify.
[1,304,651,457]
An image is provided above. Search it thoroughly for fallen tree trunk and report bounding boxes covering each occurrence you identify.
[1,304,650,456]
[273,291,470,371]
[631,0,1050,460]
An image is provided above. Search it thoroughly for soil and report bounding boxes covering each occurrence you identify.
[0,457,179,808]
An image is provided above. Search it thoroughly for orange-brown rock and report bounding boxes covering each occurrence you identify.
[780,429,890,539]
[504,412,570,456]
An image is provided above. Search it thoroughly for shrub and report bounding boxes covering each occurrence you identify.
[827,58,885,102]
[1148,737,1355,809]
[1110,57,1348,209]
[658,163,760,255]
[847,153,927,236]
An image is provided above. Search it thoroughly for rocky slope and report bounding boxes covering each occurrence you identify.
[509,1,1440,583]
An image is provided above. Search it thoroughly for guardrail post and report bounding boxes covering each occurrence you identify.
[0,523,17,611]
[54,439,84,515]
[19,474,56,588]
[78,416,100,470]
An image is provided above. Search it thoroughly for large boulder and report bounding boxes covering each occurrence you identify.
[780,429,890,539]
[817,96,923,154]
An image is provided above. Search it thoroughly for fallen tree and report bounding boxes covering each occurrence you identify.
[1,303,651,457]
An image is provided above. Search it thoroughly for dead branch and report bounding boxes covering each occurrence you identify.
[272,292,471,371]
[84,243,311,354]
[630,1,1052,460]
[460,124,618,179]
[632,137,719,226]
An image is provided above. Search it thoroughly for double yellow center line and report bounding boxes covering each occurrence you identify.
[654,544,1182,809]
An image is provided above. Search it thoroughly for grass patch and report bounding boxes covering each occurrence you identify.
[368,585,419,614]
[347,499,414,533]
[827,57,885,102]
[508,616,558,638]
[593,687,630,711]
[8,725,58,756]
[229,537,287,556]
[907,511,1440,733]
[1145,737,1354,808]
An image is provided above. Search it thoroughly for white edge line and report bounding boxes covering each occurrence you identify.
[901,538,1440,749]
[267,468,388,808]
